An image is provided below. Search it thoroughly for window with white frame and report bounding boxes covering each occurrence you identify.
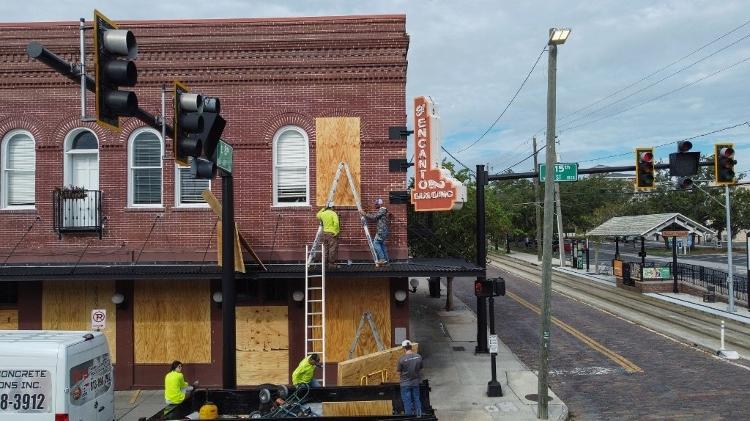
[175,158,210,206]
[128,129,163,206]
[273,126,309,206]
[1,130,35,208]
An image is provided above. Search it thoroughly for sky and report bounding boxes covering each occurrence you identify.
[2,0,748,177]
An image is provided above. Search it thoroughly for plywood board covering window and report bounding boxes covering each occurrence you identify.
[315,117,361,207]
[236,306,289,385]
[42,280,116,362]
[325,278,391,362]
[134,279,210,363]
[0,309,18,329]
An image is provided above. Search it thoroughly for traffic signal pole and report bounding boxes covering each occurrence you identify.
[221,172,237,388]
[475,165,489,354]
[26,41,174,139]
[725,185,735,312]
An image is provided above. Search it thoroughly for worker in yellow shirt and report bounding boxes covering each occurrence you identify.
[316,202,340,269]
[292,353,322,387]
[164,360,197,405]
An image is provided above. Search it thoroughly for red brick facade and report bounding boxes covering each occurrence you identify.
[0,15,411,389]
[0,15,409,263]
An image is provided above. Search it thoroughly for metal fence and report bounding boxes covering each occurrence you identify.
[624,260,748,304]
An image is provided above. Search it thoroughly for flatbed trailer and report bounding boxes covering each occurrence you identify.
[140,381,437,420]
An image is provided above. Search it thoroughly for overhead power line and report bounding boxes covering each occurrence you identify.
[558,18,750,125]
[453,45,547,155]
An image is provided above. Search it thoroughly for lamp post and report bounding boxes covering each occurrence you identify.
[539,27,570,420]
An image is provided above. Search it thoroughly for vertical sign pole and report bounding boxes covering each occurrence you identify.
[725,185,735,312]
[475,165,488,354]
[221,172,236,388]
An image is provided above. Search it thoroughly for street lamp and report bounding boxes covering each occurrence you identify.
[539,26,571,420]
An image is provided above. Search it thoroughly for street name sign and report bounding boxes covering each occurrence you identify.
[216,139,233,173]
[539,163,578,182]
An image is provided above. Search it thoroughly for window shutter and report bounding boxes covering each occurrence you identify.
[275,129,308,203]
[131,132,162,205]
[6,133,35,206]
[179,159,209,204]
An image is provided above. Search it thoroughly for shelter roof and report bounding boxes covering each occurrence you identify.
[586,213,716,238]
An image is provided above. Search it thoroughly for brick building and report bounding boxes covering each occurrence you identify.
[0,14,480,389]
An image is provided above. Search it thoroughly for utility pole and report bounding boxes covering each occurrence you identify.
[725,185,735,312]
[533,137,542,262]
[555,182,565,267]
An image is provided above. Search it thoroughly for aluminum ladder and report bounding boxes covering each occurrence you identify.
[306,161,378,265]
[304,243,326,386]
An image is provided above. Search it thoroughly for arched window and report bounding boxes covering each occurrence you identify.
[273,126,309,206]
[128,129,163,206]
[1,130,35,208]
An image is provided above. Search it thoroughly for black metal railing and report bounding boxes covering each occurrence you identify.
[669,262,748,304]
[623,260,747,304]
[53,189,103,239]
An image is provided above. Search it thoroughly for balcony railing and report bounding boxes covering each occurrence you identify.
[53,189,103,239]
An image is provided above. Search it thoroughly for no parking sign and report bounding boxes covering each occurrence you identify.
[91,309,106,331]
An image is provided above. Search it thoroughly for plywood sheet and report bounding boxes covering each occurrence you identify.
[134,279,210,363]
[315,117,361,207]
[236,306,289,385]
[322,400,393,416]
[325,278,391,362]
[42,280,117,362]
[337,343,418,386]
[237,350,289,385]
[0,309,18,329]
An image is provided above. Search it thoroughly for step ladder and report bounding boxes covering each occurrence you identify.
[347,311,386,359]
[307,162,378,265]
[304,243,326,386]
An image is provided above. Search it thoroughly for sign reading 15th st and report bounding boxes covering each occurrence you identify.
[539,163,579,182]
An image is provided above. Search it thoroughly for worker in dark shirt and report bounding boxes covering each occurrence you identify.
[361,198,389,266]
[397,339,423,416]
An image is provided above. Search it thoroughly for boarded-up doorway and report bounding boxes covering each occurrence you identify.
[236,306,289,385]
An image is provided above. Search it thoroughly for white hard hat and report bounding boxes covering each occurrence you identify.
[401,339,412,347]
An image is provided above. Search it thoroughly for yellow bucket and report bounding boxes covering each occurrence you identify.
[199,401,219,420]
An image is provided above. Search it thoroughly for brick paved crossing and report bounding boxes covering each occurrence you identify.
[453,266,750,420]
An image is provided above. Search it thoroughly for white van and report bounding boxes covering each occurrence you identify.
[0,330,114,421]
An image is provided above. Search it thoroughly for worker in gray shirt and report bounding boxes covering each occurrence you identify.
[397,339,423,416]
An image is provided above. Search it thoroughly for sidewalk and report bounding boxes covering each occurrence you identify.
[114,277,569,421]
[409,277,568,421]
[503,251,750,325]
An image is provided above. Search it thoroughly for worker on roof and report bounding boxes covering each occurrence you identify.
[362,198,390,267]
[316,202,340,269]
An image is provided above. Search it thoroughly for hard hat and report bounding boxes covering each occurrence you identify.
[401,339,412,347]
[375,198,384,206]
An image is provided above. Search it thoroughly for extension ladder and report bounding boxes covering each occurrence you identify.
[304,243,326,386]
[306,162,378,265]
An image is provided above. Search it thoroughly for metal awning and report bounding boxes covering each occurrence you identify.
[0,258,484,282]
[586,213,716,238]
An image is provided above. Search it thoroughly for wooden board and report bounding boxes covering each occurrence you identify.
[315,117,361,207]
[42,280,117,362]
[0,309,18,329]
[216,221,246,273]
[236,306,289,385]
[203,190,264,270]
[337,343,418,386]
[325,278,391,362]
[322,400,393,416]
[134,279,210,363]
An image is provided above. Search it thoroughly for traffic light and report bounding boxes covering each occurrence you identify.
[474,278,505,297]
[173,81,204,167]
[635,147,655,189]
[93,10,138,130]
[669,140,700,178]
[714,143,736,185]
[191,97,226,179]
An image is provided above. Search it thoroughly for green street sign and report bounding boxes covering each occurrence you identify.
[539,163,578,182]
[216,139,233,173]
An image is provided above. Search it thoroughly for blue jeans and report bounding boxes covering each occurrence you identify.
[400,385,421,416]
[374,238,389,262]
